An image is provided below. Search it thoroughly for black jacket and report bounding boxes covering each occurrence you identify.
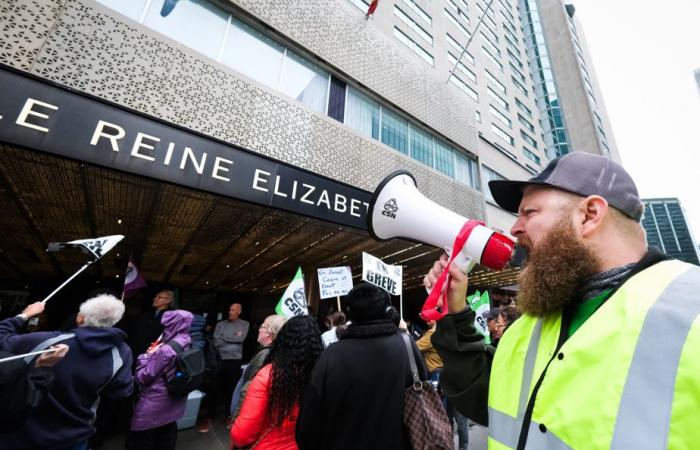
[296,320,428,450]
[0,351,54,430]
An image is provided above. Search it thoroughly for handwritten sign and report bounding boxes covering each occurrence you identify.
[317,266,354,299]
[362,252,402,296]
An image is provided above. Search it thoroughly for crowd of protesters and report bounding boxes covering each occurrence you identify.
[1,153,698,450]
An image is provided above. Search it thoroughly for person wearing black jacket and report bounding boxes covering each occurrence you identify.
[126,290,173,363]
[296,283,428,450]
[0,343,69,430]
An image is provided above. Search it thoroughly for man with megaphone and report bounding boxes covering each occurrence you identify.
[416,153,700,449]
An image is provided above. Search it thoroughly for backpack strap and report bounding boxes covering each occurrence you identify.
[24,333,75,364]
[166,340,183,354]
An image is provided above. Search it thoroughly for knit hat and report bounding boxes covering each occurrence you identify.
[344,283,392,323]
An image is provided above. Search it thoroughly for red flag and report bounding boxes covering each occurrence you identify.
[366,0,379,17]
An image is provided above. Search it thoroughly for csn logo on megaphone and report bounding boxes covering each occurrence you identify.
[382,198,398,219]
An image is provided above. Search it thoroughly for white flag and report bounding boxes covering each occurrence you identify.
[66,235,124,260]
[276,267,308,318]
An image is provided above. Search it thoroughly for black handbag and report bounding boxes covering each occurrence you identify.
[400,333,454,450]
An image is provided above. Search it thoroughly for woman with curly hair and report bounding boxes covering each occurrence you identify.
[230,315,322,450]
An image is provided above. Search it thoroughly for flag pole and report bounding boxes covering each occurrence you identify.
[445,0,497,84]
[42,260,95,304]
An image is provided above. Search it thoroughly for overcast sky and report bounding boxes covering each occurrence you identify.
[573,0,700,242]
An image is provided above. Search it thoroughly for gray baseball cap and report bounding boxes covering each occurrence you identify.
[488,152,644,221]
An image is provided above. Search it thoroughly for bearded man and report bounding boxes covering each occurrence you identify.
[426,153,700,450]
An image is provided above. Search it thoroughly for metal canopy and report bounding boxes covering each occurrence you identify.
[0,145,519,297]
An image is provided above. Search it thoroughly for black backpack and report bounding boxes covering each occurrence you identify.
[203,336,221,379]
[165,341,205,397]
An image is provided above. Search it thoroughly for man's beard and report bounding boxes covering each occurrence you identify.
[517,217,601,317]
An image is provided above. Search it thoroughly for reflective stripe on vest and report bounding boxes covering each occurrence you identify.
[488,319,574,450]
[611,265,700,449]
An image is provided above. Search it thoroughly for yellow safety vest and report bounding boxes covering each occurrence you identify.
[488,259,700,449]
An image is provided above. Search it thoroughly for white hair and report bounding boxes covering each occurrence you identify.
[79,294,125,327]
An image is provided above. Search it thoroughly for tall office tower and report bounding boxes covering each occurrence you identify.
[521,1,619,162]
[350,0,620,231]
[642,199,700,265]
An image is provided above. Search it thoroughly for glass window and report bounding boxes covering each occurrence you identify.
[455,152,479,189]
[520,130,537,148]
[489,105,512,128]
[402,0,432,25]
[492,123,514,145]
[449,74,479,101]
[485,69,506,93]
[474,110,482,122]
[516,98,532,117]
[481,46,503,71]
[482,166,505,202]
[222,18,285,89]
[394,27,434,65]
[523,148,541,165]
[480,31,501,56]
[448,52,477,83]
[434,139,455,177]
[279,51,329,114]
[518,114,535,132]
[345,87,380,139]
[96,0,147,20]
[410,126,434,166]
[446,34,475,64]
[143,0,228,59]
[348,0,370,12]
[511,76,528,96]
[381,109,409,154]
[487,87,509,110]
[394,6,433,44]
[444,10,471,39]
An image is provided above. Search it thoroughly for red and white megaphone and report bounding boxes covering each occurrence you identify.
[367,171,518,273]
[367,171,521,320]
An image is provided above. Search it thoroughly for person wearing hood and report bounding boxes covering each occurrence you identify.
[0,295,133,450]
[129,309,193,450]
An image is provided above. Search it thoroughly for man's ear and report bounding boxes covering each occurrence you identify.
[580,195,608,237]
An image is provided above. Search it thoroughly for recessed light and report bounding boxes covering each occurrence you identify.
[116,253,120,257]
[205,281,209,285]
[255,241,260,246]
[342,255,348,259]
[117,219,122,224]
[115,274,120,278]
[226,264,230,268]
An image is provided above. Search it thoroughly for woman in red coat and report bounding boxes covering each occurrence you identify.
[231,316,322,450]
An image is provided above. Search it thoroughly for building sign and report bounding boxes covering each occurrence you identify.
[317,266,353,299]
[362,252,402,296]
[0,66,371,229]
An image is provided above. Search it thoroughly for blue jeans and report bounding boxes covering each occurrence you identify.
[445,399,470,450]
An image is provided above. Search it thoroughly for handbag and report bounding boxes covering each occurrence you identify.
[401,333,454,450]
[233,426,271,450]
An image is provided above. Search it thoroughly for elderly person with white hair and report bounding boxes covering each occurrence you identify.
[0,295,133,450]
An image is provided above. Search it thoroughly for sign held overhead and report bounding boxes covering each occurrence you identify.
[362,252,402,296]
[317,266,353,299]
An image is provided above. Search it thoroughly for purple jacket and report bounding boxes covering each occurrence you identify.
[0,316,133,450]
[131,310,193,431]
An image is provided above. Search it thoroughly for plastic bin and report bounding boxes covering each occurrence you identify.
[176,390,204,430]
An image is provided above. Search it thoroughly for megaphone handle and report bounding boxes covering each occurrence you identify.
[447,249,476,274]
